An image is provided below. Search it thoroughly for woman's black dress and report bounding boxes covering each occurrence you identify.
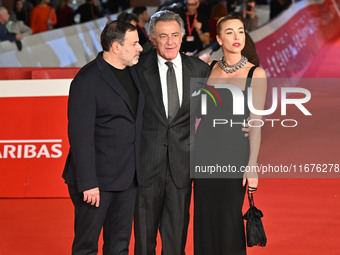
[194,65,258,255]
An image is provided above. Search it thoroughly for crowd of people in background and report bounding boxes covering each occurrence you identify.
[1,0,293,52]
[0,0,127,37]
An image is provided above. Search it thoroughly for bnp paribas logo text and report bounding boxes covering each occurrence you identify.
[192,83,311,127]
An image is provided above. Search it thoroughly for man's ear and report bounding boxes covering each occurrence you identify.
[111,41,121,54]
[150,37,157,47]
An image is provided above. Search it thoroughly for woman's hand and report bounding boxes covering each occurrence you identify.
[242,165,258,193]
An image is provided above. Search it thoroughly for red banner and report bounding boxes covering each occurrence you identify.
[0,77,72,197]
[255,0,340,78]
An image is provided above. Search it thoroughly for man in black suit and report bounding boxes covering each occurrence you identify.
[134,10,210,255]
[62,20,144,255]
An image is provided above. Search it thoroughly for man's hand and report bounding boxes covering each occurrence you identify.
[83,187,100,207]
[194,21,202,32]
[246,2,256,19]
[16,33,22,40]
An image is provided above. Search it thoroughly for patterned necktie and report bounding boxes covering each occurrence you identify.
[165,61,180,122]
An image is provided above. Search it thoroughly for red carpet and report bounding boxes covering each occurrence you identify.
[1,37,340,255]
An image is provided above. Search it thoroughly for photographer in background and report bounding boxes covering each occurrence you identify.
[0,7,23,42]
[30,0,57,33]
[270,0,292,20]
[243,0,258,32]
[117,12,138,26]
[73,0,103,24]
[180,0,210,55]
[13,0,33,27]
[132,6,150,46]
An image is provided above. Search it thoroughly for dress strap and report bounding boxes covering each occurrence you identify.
[245,66,258,88]
[209,60,218,71]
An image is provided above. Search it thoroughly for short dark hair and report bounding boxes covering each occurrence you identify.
[132,6,147,16]
[100,20,137,51]
[117,12,138,24]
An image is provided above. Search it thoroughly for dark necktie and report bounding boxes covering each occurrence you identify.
[165,61,180,122]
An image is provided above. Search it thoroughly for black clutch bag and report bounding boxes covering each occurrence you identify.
[243,191,267,247]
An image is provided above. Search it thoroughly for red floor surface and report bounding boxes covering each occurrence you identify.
[1,37,340,255]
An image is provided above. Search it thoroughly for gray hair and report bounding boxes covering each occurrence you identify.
[149,10,185,39]
[0,7,6,16]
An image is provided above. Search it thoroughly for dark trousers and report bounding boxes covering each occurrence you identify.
[134,168,192,255]
[68,180,136,255]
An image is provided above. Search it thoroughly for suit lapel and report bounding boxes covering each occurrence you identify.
[96,53,135,117]
[141,52,167,121]
[130,66,144,121]
[177,53,190,119]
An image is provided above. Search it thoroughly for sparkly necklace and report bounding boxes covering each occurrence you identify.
[219,55,248,74]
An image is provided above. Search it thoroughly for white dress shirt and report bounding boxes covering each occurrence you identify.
[157,53,183,118]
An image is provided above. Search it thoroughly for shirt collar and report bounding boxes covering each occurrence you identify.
[157,52,181,69]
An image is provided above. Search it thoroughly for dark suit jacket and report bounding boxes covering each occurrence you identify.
[0,23,16,42]
[136,50,210,189]
[63,52,144,192]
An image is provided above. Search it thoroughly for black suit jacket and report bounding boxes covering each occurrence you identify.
[136,50,210,189]
[63,52,144,192]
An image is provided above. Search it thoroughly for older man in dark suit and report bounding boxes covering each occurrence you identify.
[62,20,143,255]
[134,10,210,255]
